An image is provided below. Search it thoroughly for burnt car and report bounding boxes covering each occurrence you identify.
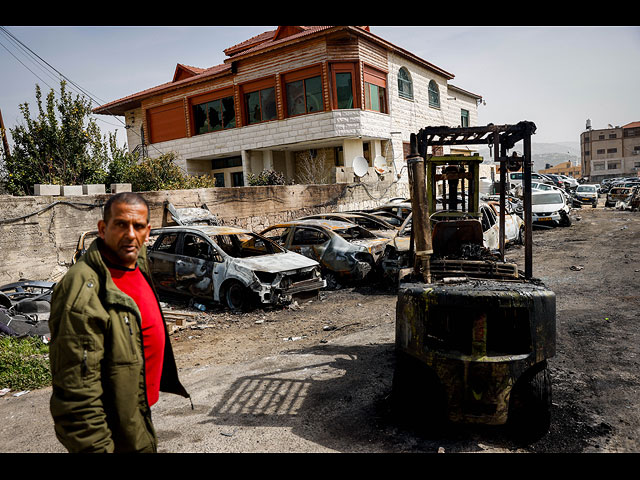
[259,219,390,285]
[0,280,54,339]
[147,226,325,310]
[299,212,399,238]
[73,226,325,311]
[605,186,634,208]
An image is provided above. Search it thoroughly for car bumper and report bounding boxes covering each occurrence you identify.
[253,271,326,304]
[532,213,561,225]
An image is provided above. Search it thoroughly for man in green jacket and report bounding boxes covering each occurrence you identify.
[49,192,190,453]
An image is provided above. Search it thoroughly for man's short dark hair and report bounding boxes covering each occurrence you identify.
[103,192,150,224]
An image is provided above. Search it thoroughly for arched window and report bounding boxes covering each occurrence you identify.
[428,80,440,108]
[398,67,413,99]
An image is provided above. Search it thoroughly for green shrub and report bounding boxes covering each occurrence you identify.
[0,336,51,391]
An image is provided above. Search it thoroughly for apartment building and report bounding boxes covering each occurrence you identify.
[581,121,640,182]
[93,26,483,187]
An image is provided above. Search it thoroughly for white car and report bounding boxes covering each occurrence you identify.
[574,184,599,207]
[531,191,572,227]
[558,175,579,189]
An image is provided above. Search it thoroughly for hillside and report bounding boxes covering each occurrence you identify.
[476,142,580,172]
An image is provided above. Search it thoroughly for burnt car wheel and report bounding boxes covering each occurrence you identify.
[224,281,253,312]
[559,210,571,227]
[507,361,552,444]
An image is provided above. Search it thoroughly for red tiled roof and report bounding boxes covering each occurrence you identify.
[93,26,455,116]
[623,121,640,129]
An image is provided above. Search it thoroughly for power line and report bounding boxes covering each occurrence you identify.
[0,26,172,160]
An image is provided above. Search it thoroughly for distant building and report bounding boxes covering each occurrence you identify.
[93,26,482,187]
[580,121,640,182]
[540,160,581,178]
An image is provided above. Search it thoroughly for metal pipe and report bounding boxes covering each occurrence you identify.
[497,133,505,260]
[523,132,533,279]
[407,133,432,282]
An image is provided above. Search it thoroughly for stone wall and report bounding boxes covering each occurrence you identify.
[0,180,408,285]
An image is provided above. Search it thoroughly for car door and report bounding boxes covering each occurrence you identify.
[148,231,181,293]
[174,233,220,299]
[288,226,331,263]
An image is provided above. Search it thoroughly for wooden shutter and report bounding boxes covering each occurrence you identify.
[148,100,187,144]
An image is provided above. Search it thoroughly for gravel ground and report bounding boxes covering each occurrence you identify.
[1,198,639,453]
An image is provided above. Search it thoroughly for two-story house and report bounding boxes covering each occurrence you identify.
[93,26,483,187]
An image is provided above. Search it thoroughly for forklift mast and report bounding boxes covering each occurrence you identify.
[407,121,537,279]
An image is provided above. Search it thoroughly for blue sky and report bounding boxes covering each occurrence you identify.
[1,25,639,151]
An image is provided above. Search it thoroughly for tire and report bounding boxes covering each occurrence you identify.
[508,361,552,444]
[224,281,253,311]
[559,211,571,227]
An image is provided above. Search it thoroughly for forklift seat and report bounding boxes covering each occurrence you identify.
[431,219,483,257]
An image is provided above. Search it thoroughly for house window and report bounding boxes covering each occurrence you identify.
[331,63,357,109]
[335,72,353,108]
[192,95,235,135]
[428,80,440,108]
[363,65,388,113]
[231,171,244,187]
[596,149,605,155]
[398,67,413,99]
[608,162,619,170]
[607,148,617,154]
[593,163,605,171]
[214,173,225,187]
[285,75,323,116]
[244,86,277,125]
[461,109,469,127]
[365,83,387,112]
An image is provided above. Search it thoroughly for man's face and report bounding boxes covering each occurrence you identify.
[98,201,151,269]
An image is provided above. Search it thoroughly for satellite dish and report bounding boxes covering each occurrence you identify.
[374,155,386,174]
[352,156,369,177]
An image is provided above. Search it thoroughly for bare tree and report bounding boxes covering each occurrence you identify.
[296,149,332,185]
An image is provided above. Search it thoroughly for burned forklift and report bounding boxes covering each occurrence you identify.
[392,122,556,442]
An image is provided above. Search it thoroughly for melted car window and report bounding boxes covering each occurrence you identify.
[182,234,218,261]
[292,228,329,246]
[215,233,284,257]
[156,233,179,253]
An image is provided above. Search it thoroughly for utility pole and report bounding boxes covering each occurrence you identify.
[0,108,11,159]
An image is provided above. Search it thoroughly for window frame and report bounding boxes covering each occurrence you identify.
[240,77,278,126]
[428,80,440,108]
[282,64,325,117]
[363,65,388,114]
[461,109,470,127]
[397,67,413,100]
[189,87,236,136]
[330,62,358,110]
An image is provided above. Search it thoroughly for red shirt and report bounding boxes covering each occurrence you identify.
[108,264,165,406]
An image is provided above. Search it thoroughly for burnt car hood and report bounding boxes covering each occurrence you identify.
[235,251,319,273]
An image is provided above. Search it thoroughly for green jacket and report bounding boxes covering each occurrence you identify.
[49,238,190,453]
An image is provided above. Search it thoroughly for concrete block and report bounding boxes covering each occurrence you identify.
[83,184,106,195]
[61,185,84,196]
[34,184,61,196]
[111,183,132,193]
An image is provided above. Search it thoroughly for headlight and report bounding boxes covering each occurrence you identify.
[255,271,277,284]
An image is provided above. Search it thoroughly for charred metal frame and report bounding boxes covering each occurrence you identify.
[413,121,537,279]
